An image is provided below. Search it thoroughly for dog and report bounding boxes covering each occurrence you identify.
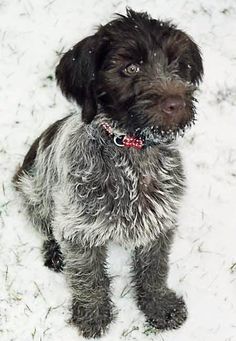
[13,8,203,338]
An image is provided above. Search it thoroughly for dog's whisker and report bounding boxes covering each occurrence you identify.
[97,91,107,98]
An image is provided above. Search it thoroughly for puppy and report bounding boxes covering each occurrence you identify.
[14,8,203,338]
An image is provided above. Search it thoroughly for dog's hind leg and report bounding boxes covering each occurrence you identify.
[14,169,63,271]
[13,137,59,268]
[13,117,70,271]
[132,229,187,330]
[13,117,68,236]
[16,171,64,272]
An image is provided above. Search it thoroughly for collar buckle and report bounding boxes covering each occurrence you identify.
[113,135,126,147]
[102,122,144,150]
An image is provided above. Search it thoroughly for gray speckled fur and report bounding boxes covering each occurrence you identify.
[17,114,185,247]
[15,113,187,337]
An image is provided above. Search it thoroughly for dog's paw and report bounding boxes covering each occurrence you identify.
[139,288,187,330]
[71,299,114,338]
[42,239,64,272]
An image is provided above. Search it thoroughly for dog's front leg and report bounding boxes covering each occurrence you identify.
[132,229,187,330]
[62,241,114,338]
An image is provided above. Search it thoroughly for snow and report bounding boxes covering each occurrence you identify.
[1,0,236,340]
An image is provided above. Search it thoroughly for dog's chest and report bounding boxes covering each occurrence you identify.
[77,146,184,247]
[106,156,169,220]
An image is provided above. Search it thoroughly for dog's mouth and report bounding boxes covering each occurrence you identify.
[126,96,197,144]
[124,102,197,144]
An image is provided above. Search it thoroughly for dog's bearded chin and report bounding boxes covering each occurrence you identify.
[135,121,195,144]
[98,113,196,147]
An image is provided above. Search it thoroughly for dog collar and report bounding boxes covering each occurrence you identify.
[102,122,144,150]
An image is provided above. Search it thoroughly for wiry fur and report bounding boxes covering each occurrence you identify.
[14,8,203,338]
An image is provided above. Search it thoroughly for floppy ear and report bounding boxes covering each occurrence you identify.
[189,40,204,85]
[56,35,99,123]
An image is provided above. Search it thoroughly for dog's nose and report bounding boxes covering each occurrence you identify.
[161,96,186,115]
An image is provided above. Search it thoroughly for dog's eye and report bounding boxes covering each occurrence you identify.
[123,64,140,76]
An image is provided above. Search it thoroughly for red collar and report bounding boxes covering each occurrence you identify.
[102,122,144,150]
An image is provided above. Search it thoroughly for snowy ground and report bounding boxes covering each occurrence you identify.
[1,0,236,340]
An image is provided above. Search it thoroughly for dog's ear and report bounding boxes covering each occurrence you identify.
[188,41,203,85]
[56,35,100,123]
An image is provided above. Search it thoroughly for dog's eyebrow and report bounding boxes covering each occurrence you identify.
[112,43,149,62]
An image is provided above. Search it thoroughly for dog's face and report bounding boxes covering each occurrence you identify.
[56,9,203,141]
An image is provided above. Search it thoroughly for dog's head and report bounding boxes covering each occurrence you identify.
[56,8,203,141]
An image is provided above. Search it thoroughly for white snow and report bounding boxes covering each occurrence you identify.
[1,0,236,340]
